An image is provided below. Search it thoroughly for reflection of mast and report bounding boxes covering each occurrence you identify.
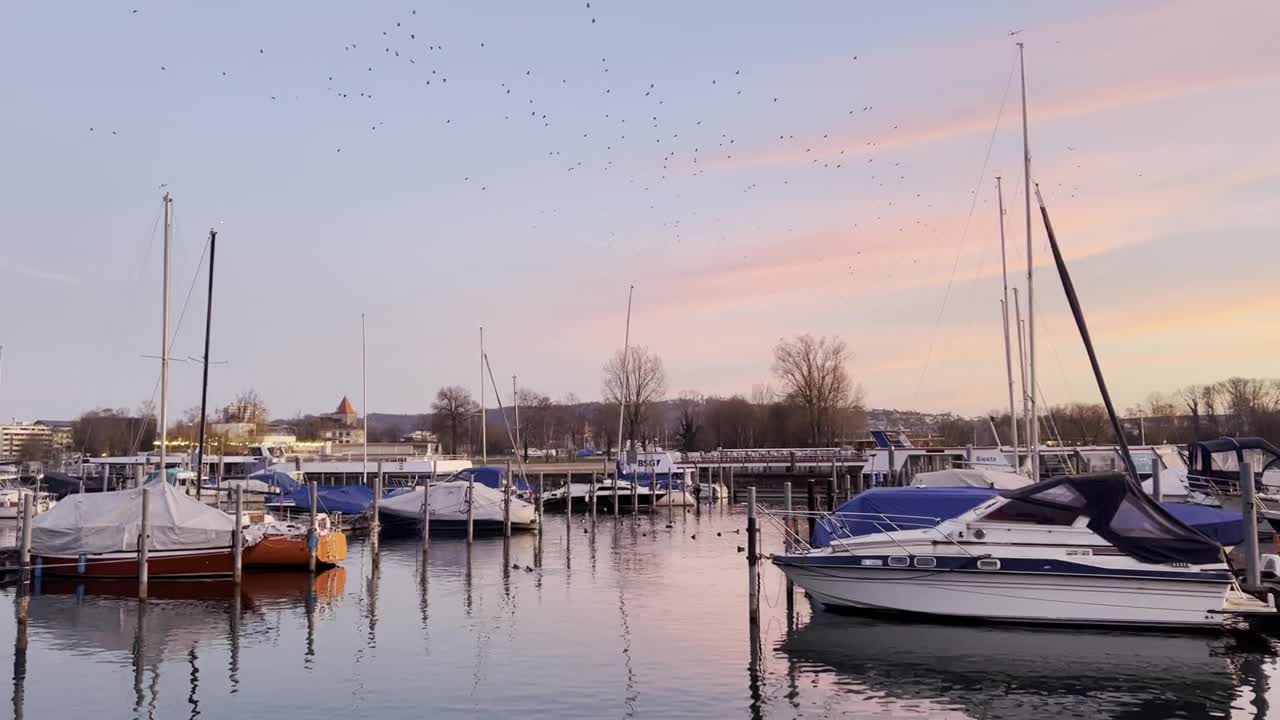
[186,644,200,718]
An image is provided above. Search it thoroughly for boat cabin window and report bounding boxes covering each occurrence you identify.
[913,556,936,568]
[982,499,1078,526]
[888,555,910,567]
[977,558,1001,570]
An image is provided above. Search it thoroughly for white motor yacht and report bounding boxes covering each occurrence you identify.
[773,473,1272,628]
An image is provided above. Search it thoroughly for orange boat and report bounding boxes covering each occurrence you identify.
[242,514,347,569]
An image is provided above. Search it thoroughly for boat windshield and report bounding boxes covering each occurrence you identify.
[999,473,1223,565]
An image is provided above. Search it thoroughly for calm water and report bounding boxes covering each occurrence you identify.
[3,506,1280,719]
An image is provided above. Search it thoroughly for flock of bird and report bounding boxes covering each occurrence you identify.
[85,6,1089,284]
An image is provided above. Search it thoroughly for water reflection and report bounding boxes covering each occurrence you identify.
[780,610,1273,719]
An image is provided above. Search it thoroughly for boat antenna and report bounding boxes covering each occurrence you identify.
[996,176,1019,470]
[1018,42,1039,481]
[1034,184,1140,483]
[195,228,217,490]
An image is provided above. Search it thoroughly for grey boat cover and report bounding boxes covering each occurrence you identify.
[31,482,234,555]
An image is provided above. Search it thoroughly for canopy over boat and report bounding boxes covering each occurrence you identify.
[40,471,105,498]
[31,482,234,556]
[284,484,374,515]
[247,469,300,493]
[452,466,535,494]
[814,481,1243,549]
[1001,473,1224,565]
[1188,437,1280,477]
[909,468,1031,490]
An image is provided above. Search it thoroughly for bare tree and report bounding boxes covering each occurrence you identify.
[431,386,478,455]
[602,345,668,449]
[674,391,704,452]
[771,334,858,447]
[221,389,269,425]
[515,387,554,460]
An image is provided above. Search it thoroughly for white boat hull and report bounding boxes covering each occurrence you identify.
[775,559,1232,627]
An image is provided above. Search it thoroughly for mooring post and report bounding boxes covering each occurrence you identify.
[649,463,656,513]
[728,466,736,506]
[138,486,150,601]
[307,480,318,574]
[566,471,574,518]
[537,471,545,526]
[466,470,475,544]
[504,461,513,538]
[887,445,896,487]
[747,487,759,625]
[371,461,383,557]
[19,493,33,577]
[420,474,431,553]
[806,479,817,544]
[1242,462,1261,591]
[218,448,226,510]
[232,486,243,585]
[855,468,865,495]
[965,444,973,467]
[631,458,638,519]
[782,481,793,544]
[1151,461,1163,503]
[612,452,619,519]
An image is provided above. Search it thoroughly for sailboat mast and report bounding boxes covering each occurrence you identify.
[195,228,217,488]
[1018,42,1038,481]
[160,192,172,473]
[996,177,1018,468]
[613,285,634,517]
[1013,288,1030,465]
[362,313,368,486]
[480,326,486,463]
[1035,185,1139,482]
[512,374,521,459]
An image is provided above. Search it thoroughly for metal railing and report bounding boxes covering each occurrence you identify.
[757,506,978,559]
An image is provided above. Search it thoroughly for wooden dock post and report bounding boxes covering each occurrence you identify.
[1151,461,1162,503]
[19,493,33,576]
[827,475,838,512]
[782,481,793,543]
[631,457,638,518]
[566,471,574,518]
[612,453,619,519]
[855,469,865,495]
[420,474,431,553]
[232,486,243,585]
[466,469,475,544]
[371,461,383,558]
[887,445,896,487]
[747,487,759,625]
[504,461,513,538]
[729,466,736,505]
[806,479,817,543]
[1242,462,1261,590]
[537,472,545,529]
[307,480,318,574]
[138,487,150,600]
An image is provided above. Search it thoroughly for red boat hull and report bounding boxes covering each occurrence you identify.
[35,547,236,579]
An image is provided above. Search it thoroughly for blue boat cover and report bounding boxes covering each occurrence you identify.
[1160,503,1244,547]
[455,467,535,494]
[625,472,684,490]
[248,470,300,493]
[812,485,1244,550]
[575,448,600,458]
[813,487,998,547]
[285,484,374,515]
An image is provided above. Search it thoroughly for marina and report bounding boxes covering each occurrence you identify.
[4,505,1280,719]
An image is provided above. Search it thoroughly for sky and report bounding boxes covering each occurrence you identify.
[1,1,1278,423]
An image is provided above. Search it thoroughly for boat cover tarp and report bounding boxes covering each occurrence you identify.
[627,472,684,490]
[815,485,1243,550]
[380,481,534,522]
[1003,473,1224,565]
[286,484,374,515]
[909,469,1031,490]
[247,470,300,494]
[31,482,234,555]
[454,467,535,494]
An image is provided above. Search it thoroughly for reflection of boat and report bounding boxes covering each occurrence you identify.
[379,480,537,532]
[242,514,347,568]
[33,567,347,609]
[780,611,1251,720]
[775,474,1272,627]
[31,483,236,578]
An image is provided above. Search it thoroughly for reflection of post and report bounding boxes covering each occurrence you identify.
[228,581,241,693]
[366,559,380,649]
[186,644,200,718]
[132,601,146,714]
[747,581,764,720]
[12,592,28,720]
[304,574,316,667]
[463,545,474,617]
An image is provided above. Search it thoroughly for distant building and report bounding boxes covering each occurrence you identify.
[34,420,74,449]
[322,427,365,446]
[209,422,257,442]
[329,396,359,428]
[0,422,53,460]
